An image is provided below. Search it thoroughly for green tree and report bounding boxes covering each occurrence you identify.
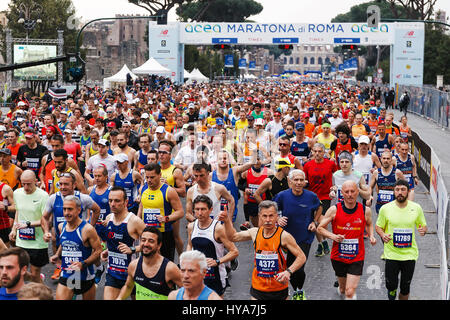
[177,0,263,22]
[422,24,450,85]
[1,0,82,93]
[129,0,194,14]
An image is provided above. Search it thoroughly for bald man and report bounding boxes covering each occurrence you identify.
[317,180,376,300]
[9,170,49,283]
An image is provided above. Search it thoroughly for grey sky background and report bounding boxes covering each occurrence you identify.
[1,0,450,24]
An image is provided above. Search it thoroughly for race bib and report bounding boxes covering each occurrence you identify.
[393,228,413,248]
[255,252,279,278]
[338,238,359,259]
[19,227,35,240]
[108,251,128,273]
[378,189,394,203]
[143,208,161,228]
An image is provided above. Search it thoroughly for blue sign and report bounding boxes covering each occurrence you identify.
[239,58,247,69]
[212,38,238,44]
[334,37,360,44]
[264,64,269,72]
[248,61,256,70]
[338,64,344,72]
[272,37,299,44]
[330,66,336,73]
[224,55,234,67]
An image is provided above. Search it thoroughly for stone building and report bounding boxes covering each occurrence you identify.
[279,44,341,74]
[81,14,150,84]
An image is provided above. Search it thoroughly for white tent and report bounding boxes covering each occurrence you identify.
[184,69,191,78]
[103,64,137,89]
[132,57,170,75]
[186,68,209,83]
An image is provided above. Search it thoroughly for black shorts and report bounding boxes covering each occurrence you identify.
[331,259,364,277]
[244,203,259,217]
[320,199,331,215]
[0,228,11,244]
[385,259,416,295]
[59,276,95,295]
[22,247,49,268]
[161,230,175,262]
[250,286,288,300]
[105,272,126,289]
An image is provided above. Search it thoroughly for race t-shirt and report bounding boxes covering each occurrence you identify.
[303,159,338,200]
[376,200,427,261]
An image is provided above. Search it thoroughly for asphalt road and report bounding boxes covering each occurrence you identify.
[39,180,441,300]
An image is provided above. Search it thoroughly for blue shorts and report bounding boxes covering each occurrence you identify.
[105,272,126,289]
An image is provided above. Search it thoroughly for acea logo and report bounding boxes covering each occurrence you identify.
[351,24,389,33]
[184,23,222,33]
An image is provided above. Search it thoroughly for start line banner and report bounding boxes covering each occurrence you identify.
[180,22,396,45]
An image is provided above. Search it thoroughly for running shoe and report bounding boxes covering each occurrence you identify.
[292,290,306,300]
[230,258,239,271]
[337,287,345,299]
[388,289,397,300]
[240,222,251,231]
[322,241,330,254]
[315,243,324,257]
[51,266,61,280]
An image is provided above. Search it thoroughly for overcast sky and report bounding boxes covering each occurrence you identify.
[1,0,450,23]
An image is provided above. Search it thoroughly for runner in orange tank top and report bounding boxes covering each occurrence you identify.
[218,201,306,300]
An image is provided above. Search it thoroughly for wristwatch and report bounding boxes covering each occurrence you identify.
[165,216,170,223]
[26,221,31,228]
[286,268,293,276]
[130,246,136,254]
[81,261,88,270]
[215,259,221,266]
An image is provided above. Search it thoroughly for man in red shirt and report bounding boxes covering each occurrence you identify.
[303,142,337,257]
[317,180,376,300]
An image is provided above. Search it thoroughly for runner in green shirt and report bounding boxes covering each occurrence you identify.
[376,179,427,300]
[9,170,49,283]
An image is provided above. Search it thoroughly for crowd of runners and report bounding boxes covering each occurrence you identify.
[0,78,427,300]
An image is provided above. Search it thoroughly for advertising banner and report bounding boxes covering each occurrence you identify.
[238,58,247,69]
[410,130,431,190]
[179,22,396,45]
[248,61,256,70]
[391,22,424,86]
[224,54,234,68]
[148,22,184,84]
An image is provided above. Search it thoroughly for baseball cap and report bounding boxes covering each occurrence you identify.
[98,139,109,146]
[64,128,72,134]
[369,108,378,114]
[275,157,295,169]
[114,153,128,163]
[122,120,131,126]
[188,103,195,109]
[215,118,224,126]
[358,135,370,144]
[24,131,34,138]
[295,122,305,130]
[141,113,150,119]
[155,126,165,134]
[17,101,26,107]
[0,148,11,155]
[0,126,6,132]
[247,115,255,121]
[302,113,310,119]
[255,118,264,126]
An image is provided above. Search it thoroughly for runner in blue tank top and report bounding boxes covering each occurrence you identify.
[168,250,222,300]
[88,166,112,241]
[393,142,419,200]
[102,186,146,300]
[51,195,102,300]
[212,150,253,222]
[368,151,405,213]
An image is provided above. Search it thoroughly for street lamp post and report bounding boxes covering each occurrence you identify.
[17,1,43,43]
[74,14,161,92]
